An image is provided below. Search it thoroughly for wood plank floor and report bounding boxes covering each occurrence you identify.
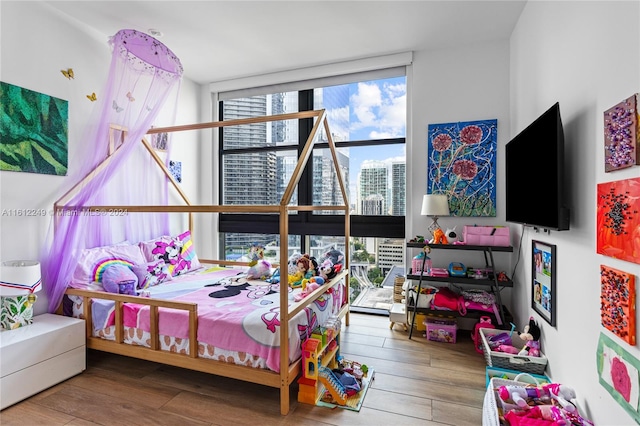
[0,313,488,425]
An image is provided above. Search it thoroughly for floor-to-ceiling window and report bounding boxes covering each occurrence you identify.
[218,70,407,314]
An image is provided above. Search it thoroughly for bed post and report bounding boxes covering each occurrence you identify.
[279,203,290,415]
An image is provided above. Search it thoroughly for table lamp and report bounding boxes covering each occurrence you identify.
[0,260,42,330]
[421,194,450,236]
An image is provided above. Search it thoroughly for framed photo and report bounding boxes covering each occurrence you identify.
[532,240,556,326]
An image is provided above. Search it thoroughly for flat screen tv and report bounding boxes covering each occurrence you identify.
[505,102,570,231]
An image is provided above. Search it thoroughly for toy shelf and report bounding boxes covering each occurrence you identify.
[406,242,513,339]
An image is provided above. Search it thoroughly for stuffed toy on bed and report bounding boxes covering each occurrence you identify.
[102,264,138,295]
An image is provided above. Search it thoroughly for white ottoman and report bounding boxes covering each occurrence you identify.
[389,302,407,330]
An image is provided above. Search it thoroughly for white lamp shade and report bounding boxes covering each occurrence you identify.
[0,260,42,297]
[421,194,450,217]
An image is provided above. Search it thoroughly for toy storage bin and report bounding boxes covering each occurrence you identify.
[484,366,551,388]
[479,328,548,375]
[463,226,510,247]
[410,313,427,331]
[483,377,531,426]
[425,318,457,343]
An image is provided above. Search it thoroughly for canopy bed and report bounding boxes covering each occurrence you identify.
[41,29,350,416]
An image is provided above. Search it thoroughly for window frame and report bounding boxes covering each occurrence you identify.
[218,84,406,253]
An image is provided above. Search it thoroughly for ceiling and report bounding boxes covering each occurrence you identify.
[44,1,526,85]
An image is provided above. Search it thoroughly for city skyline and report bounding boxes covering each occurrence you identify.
[320,76,406,203]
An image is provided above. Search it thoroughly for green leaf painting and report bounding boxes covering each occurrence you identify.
[1,82,68,175]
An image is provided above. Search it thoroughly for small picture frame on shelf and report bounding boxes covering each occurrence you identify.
[531,240,556,326]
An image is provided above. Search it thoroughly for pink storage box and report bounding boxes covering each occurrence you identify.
[463,226,510,246]
[425,319,457,343]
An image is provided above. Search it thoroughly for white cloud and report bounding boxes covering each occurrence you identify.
[350,80,406,139]
[326,105,349,141]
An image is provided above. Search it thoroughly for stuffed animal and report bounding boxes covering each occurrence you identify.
[430,228,448,244]
[499,383,577,413]
[543,383,577,413]
[518,316,541,357]
[318,259,334,281]
[287,253,302,275]
[246,259,272,280]
[444,226,458,243]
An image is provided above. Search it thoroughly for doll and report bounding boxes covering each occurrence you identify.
[288,254,311,288]
[518,316,541,357]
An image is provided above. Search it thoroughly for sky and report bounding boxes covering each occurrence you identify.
[321,76,407,197]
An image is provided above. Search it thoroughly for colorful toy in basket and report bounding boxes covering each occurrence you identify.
[518,316,541,357]
[498,383,576,411]
[492,317,541,357]
[472,316,495,354]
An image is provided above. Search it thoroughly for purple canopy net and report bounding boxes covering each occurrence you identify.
[41,29,184,312]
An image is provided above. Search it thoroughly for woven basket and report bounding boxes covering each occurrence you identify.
[483,377,530,426]
[393,276,404,303]
[480,328,548,375]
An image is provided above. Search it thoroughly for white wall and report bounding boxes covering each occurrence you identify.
[510,1,640,424]
[0,1,202,316]
[408,41,513,294]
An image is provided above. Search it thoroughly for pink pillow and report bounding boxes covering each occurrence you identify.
[72,243,147,285]
[132,260,172,289]
[139,230,202,276]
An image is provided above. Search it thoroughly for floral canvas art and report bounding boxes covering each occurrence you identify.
[597,177,640,264]
[427,119,497,217]
[601,265,636,345]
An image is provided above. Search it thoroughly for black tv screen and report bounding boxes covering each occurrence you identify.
[505,102,570,231]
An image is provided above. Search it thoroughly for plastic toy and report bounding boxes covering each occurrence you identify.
[430,228,448,244]
[498,383,577,412]
[444,226,459,243]
[448,262,466,277]
[518,316,541,357]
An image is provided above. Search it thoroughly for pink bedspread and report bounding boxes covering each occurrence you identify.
[97,268,342,372]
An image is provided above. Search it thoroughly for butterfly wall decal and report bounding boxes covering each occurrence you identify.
[61,68,74,79]
[86,92,97,102]
[112,100,124,113]
[126,92,135,102]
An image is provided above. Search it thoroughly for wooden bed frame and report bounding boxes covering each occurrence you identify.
[54,109,350,415]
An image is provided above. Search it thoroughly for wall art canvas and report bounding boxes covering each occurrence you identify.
[601,265,636,345]
[0,82,68,175]
[152,132,169,150]
[427,119,497,217]
[169,160,182,183]
[604,93,639,172]
[597,177,640,264]
[597,332,640,422]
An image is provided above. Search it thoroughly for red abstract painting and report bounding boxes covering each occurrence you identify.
[597,177,640,264]
[601,265,636,345]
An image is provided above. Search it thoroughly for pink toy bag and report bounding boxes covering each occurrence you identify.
[472,315,495,354]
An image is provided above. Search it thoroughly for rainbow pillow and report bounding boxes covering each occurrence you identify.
[71,243,147,286]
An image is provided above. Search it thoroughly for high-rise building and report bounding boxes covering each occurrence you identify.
[391,160,406,216]
[357,161,388,214]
